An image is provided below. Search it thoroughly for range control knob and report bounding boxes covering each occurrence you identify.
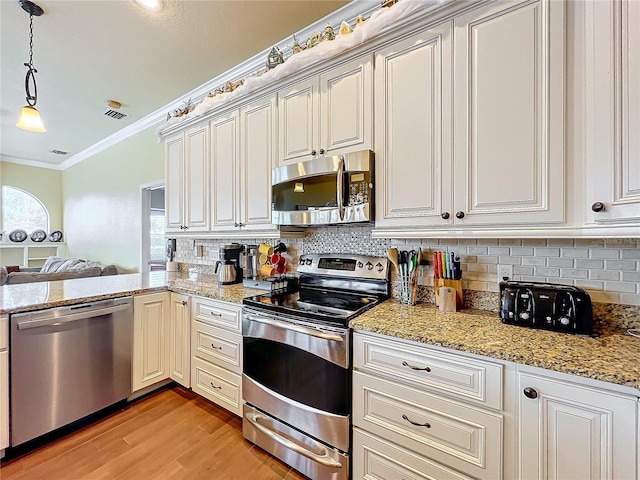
[559,316,571,326]
[376,262,384,272]
[519,312,530,320]
[306,258,313,265]
[365,261,374,270]
[357,261,364,269]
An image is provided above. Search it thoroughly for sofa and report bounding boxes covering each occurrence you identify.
[1,256,118,286]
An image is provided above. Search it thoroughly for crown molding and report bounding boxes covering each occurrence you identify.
[57,0,377,171]
[0,155,63,171]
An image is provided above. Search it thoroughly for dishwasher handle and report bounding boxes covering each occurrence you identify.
[17,301,132,330]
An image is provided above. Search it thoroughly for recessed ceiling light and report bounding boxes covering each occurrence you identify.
[134,0,162,12]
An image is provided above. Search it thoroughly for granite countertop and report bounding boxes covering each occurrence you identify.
[0,271,263,315]
[350,300,640,390]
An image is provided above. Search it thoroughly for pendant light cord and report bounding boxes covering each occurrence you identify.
[24,12,38,106]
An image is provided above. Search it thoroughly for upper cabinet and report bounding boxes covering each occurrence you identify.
[375,0,566,233]
[165,124,210,233]
[278,55,373,165]
[585,0,640,230]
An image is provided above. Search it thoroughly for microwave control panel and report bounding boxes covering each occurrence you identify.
[348,173,371,206]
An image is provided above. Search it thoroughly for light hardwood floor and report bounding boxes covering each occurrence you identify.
[0,386,308,480]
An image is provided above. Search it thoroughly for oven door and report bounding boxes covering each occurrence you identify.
[242,309,351,453]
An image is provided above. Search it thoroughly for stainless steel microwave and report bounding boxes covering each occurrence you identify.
[272,150,374,226]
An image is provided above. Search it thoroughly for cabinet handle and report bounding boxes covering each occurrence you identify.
[455,211,465,219]
[181,301,188,306]
[319,148,325,155]
[441,212,450,220]
[210,382,222,390]
[311,149,317,156]
[591,202,605,213]
[210,343,222,350]
[210,312,222,317]
[402,414,430,428]
[523,387,538,399]
[402,361,431,372]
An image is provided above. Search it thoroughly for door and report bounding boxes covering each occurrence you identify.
[518,371,638,479]
[184,124,210,231]
[210,110,240,229]
[374,24,453,228]
[278,77,319,165]
[164,134,184,232]
[452,0,565,226]
[240,95,279,231]
[169,293,190,388]
[320,55,373,157]
[133,293,170,392]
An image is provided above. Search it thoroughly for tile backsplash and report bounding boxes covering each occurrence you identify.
[174,226,639,306]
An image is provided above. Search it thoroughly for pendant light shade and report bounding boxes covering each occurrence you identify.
[16,0,46,133]
[16,105,46,132]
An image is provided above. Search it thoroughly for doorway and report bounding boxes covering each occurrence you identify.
[140,181,165,273]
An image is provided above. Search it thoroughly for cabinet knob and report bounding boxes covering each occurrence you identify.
[441,212,450,220]
[181,300,188,306]
[591,202,605,213]
[455,211,465,219]
[311,150,317,156]
[523,387,538,399]
[234,222,239,228]
[319,148,325,155]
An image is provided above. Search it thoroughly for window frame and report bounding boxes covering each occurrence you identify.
[1,185,51,235]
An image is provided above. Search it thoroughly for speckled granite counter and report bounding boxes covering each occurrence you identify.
[350,300,640,390]
[0,271,263,315]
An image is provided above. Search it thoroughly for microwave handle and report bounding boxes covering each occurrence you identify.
[336,156,345,221]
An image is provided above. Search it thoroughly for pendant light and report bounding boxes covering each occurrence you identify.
[16,0,46,133]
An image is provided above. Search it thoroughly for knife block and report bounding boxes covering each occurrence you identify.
[434,279,463,308]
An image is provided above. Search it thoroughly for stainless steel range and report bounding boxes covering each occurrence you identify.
[242,254,390,480]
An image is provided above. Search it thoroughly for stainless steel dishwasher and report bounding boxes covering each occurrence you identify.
[10,296,133,446]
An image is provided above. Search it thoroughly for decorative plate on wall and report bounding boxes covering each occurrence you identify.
[9,229,28,242]
[30,229,47,242]
[49,230,63,242]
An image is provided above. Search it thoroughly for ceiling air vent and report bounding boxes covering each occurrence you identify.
[104,109,127,120]
[49,149,68,155]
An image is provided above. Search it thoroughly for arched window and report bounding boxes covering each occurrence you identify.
[1,186,50,233]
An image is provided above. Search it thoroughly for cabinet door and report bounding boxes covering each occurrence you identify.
[165,133,184,232]
[169,293,190,388]
[133,293,170,392]
[240,95,279,231]
[453,0,565,226]
[0,350,8,450]
[210,110,240,229]
[586,0,640,225]
[184,124,210,231]
[319,55,373,157]
[374,24,453,228]
[518,371,638,480]
[277,77,319,165]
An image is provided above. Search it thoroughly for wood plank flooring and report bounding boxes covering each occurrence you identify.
[0,386,308,480]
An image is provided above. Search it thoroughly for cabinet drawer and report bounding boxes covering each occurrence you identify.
[0,316,7,350]
[192,320,241,374]
[354,333,503,409]
[192,297,241,333]
[191,357,242,416]
[354,371,503,480]
[353,428,473,480]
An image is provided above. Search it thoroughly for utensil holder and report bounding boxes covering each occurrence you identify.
[398,272,417,305]
[434,279,463,308]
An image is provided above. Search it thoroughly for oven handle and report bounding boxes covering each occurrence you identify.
[245,411,343,469]
[244,314,344,342]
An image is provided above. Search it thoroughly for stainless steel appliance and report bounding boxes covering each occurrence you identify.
[500,281,594,334]
[10,297,133,446]
[271,150,374,226]
[215,243,243,285]
[241,245,258,279]
[242,254,390,480]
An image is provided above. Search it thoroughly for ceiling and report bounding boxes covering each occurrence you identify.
[0,0,351,168]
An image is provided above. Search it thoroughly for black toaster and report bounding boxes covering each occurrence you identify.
[499,281,594,335]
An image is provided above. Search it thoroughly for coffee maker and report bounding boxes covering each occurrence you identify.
[215,244,243,285]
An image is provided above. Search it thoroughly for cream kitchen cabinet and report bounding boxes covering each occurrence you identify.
[190,296,243,416]
[210,95,278,233]
[518,368,638,479]
[133,292,170,392]
[375,0,566,234]
[169,292,190,388]
[585,0,640,231]
[277,54,372,165]
[165,123,210,234]
[1,314,8,453]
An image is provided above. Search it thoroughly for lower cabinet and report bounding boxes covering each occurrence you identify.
[133,292,171,392]
[190,296,243,416]
[1,314,8,452]
[169,293,191,388]
[353,332,640,480]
